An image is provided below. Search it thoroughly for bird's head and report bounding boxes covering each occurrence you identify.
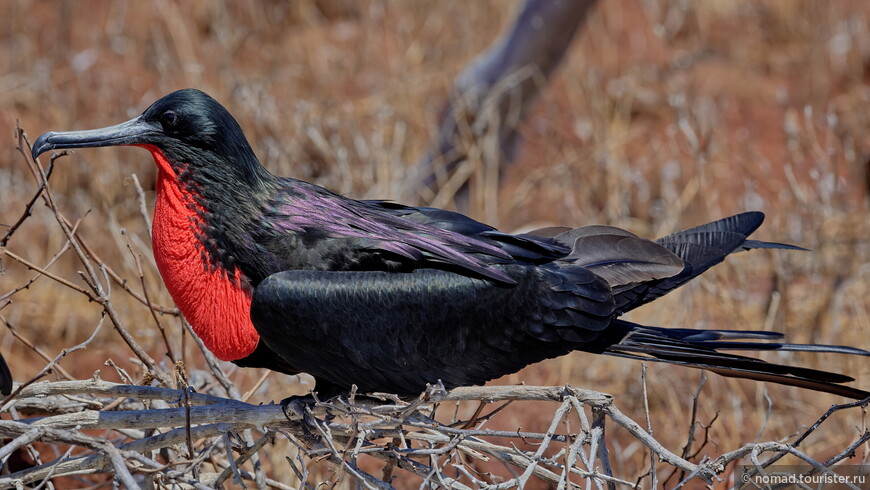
[32,89,270,186]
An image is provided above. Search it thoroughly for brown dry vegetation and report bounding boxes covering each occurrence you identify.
[1,0,869,488]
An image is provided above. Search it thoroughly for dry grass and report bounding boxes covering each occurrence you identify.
[1,0,869,487]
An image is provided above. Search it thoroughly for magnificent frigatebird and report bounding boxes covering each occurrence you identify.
[31,89,869,399]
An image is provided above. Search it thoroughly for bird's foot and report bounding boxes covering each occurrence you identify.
[280,394,312,419]
[280,394,325,446]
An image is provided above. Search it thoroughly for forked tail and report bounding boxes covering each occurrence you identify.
[621,212,806,311]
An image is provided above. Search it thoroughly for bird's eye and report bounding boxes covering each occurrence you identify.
[161,110,180,128]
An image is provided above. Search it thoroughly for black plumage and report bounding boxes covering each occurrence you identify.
[31,89,869,399]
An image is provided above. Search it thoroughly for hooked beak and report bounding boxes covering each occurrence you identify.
[31,116,160,160]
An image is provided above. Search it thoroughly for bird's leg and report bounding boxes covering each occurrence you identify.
[280,394,317,422]
[279,378,349,433]
[280,394,325,449]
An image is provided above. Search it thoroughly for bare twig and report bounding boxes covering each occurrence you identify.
[123,230,176,363]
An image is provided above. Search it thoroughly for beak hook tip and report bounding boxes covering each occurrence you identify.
[31,132,54,160]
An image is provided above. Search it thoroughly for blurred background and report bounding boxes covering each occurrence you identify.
[1,0,869,487]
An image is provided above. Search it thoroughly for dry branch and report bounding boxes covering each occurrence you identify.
[1,378,864,488]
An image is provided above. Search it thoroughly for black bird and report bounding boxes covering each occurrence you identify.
[31,89,869,399]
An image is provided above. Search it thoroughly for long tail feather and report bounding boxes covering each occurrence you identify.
[597,320,870,399]
[741,239,808,251]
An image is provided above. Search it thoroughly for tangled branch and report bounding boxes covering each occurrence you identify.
[0,378,866,488]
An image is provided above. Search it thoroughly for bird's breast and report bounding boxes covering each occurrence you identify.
[150,159,260,362]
